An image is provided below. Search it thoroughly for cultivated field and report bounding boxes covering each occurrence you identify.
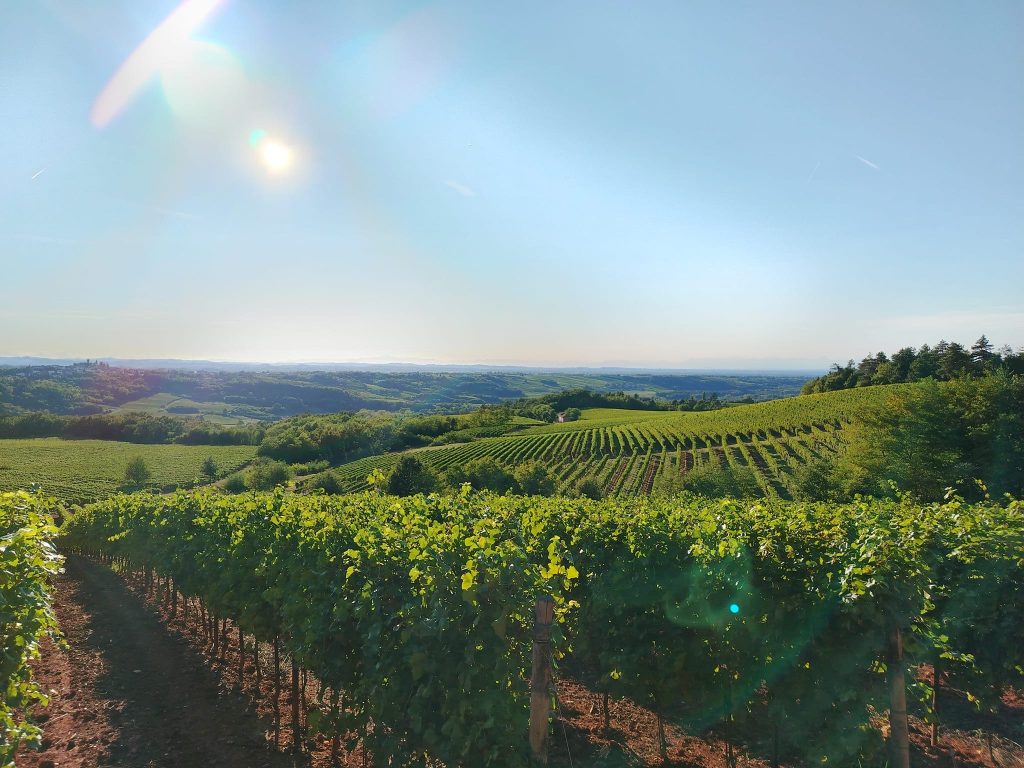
[0,439,257,503]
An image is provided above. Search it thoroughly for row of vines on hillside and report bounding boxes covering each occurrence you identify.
[319,431,832,498]
[62,490,1024,766]
[298,386,901,498]
[1,492,63,767]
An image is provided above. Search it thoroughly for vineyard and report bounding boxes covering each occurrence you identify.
[60,488,1024,766]
[1,492,62,767]
[0,439,257,503]
[312,386,900,497]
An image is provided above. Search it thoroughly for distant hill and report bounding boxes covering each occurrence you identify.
[0,362,811,420]
[0,356,819,376]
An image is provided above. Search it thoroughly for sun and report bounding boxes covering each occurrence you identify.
[259,139,294,174]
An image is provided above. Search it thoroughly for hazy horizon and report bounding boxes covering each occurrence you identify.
[3,1,1022,366]
[0,353,830,373]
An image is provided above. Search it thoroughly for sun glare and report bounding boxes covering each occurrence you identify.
[258,139,294,174]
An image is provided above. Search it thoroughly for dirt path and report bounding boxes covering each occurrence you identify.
[17,556,305,768]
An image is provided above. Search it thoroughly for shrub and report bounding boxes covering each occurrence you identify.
[221,471,247,493]
[386,456,438,496]
[573,476,603,500]
[246,459,292,491]
[513,460,555,496]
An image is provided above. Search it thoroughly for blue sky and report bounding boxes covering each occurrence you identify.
[2,1,1022,368]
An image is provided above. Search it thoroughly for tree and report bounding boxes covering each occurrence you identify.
[971,335,995,369]
[200,456,218,481]
[513,460,555,496]
[908,344,938,381]
[386,456,437,496]
[840,382,959,500]
[937,342,971,380]
[123,456,151,488]
[563,407,582,421]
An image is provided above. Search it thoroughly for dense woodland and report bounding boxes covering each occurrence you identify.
[802,335,1024,393]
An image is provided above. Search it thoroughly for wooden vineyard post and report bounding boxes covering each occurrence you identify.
[291,658,301,753]
[529,595,555,764]
[273,637,281,747]
[888,625,911,768]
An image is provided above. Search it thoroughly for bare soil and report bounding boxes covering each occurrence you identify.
[16,556,305,768]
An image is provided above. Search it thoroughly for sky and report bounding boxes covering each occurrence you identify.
[2,1,1022,369]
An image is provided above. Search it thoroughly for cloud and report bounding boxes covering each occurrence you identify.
[444,179,476,198]
[806,160,821,183]
[855,155,880,170]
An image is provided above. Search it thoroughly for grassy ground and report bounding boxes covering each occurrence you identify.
[0,438,257,504]
[111,393,257,425]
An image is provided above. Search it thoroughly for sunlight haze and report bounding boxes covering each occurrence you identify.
[2,1,1022,367]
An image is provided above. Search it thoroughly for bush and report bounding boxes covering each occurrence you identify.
[444,457,516,494]
[513,460,555,496]
[680,461,760,498]
[572,476,604,500]
[289,459,331,476]
[221,471,247,493]
[246,459,292,491]
[304,470,344,494]
[790,452,854,502]
[386,456,438,496]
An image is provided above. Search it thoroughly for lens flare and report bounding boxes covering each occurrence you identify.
[729,603,740,614]
[248,129,268,148]
[90,0,226,128]
[159,40,244,126]
[259,139,294,174]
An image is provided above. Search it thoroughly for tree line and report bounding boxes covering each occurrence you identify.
[802,335,1024,393]
[794,373,1024,502]
[486,388,731,424]
[0,411,263,445]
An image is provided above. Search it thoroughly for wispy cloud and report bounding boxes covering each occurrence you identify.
[444,179,476,198]
[806,160,821,183]
[31,168,45,180]
[855,155,880,171]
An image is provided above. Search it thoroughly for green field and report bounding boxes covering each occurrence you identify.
[0,439,257,503]
[313,386,902,497]
[111,393,257,425]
